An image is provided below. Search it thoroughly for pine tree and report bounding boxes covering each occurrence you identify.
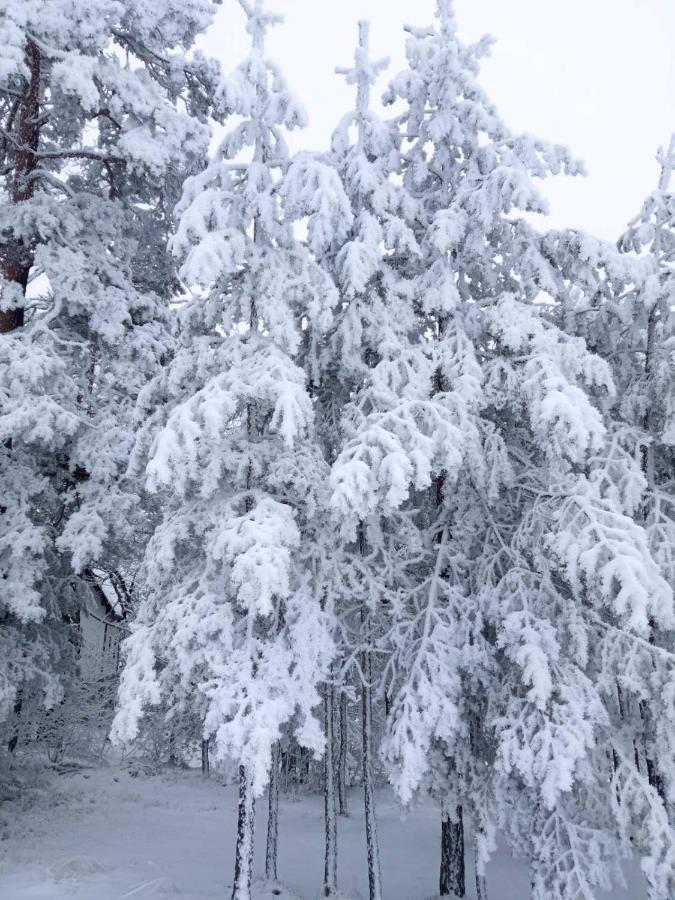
[111,3,338,898]
[540,136,675,899]
[330,2,675,897]
[0,0,220,754]
[312,19,425,900]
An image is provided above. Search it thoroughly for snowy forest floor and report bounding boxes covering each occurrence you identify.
[0,765,649,900]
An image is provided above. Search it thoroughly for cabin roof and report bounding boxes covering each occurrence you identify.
[84,568,127,622]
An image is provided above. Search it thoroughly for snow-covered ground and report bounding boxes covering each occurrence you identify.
[0,766,649,899]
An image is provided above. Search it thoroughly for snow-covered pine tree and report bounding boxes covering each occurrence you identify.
[305,19,423,900]
[111,3,338,898]
[614,141,675,820]
[330,2,675,898]
[0,0,220,759]
[539,137,675,898]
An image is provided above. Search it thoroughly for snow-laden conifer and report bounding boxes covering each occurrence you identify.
[111,3,339,897]
[328,3,675,897]
[0,0,220,747]
[541,136,675,900]
[299,20,425,900]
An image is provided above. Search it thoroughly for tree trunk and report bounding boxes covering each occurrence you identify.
[232,765,256,900]
[337,690,349,817]
[167,731,178,767]
[323,683,338,896]
[362,643,382,900]
[265,741,281,883]
[475,869,488,900]
[439,806,465,898]
[7,695,22,753]
[473,827,487,900]
[201,739,210,777]
[1,40,43,334]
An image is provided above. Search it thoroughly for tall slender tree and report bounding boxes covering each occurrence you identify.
[318,20,427,900]
[111,3,338,898]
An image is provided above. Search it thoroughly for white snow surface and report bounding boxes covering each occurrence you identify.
[0,766,648,900]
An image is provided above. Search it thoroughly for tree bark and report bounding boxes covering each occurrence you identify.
[323,682,338,896]
[232,765,256,900]
[473,826,488,900]
[337,690,349,817]
[1,40,43,333]
[6,694,22,753]
[265,741,280,883]
[201,738,210,777]
[167,731,178,767]
[439,806,465,898]
[362,639,382,900]
[475,869,488,900]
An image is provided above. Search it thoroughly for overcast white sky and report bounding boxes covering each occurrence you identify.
[200,0,675,240]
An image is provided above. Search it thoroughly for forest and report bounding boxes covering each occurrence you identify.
[1,1,674,899]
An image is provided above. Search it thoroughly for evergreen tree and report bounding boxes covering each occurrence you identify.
[111,3,338,898]
[306,19,422,899]
[330,3,675,897]
[0,0,220,752]
[541,136,675,899]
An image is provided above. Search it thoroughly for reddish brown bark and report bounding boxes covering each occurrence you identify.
[1,40,43,333]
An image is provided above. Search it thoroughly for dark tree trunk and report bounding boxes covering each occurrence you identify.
[439,806,465,898]
[473,827,488,900]
[265,741,280,883]
[337,690,349,817]
[7,695,22,753]
[201,739,210,777]
[167,731,178,767]
[1,40,43,334]
[232,765,256,900]
[323,683,338,896]
[475,870,488,900]
[637,312,667,805]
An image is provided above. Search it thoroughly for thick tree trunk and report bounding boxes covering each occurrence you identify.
[337,690,349,817]
[362,645,382,900]
[439,806,465,898]
[323,683,338,896]
[265,741,281,883]
[636,310,667,806]
[1,40,43,334]
[201,739,210,777]
[232,765,256,900]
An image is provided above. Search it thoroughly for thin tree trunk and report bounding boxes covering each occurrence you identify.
[323,682,338,896]
[167,731,178,767]
[475,869,488,900]
[232,765,256,900]
[265,741,281,883]
[7,695,22,753]
[361,637,382,900]
[474,828,487,900]
[201,739,210,777]
[338,690,349,817]
[439,806,465,898]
